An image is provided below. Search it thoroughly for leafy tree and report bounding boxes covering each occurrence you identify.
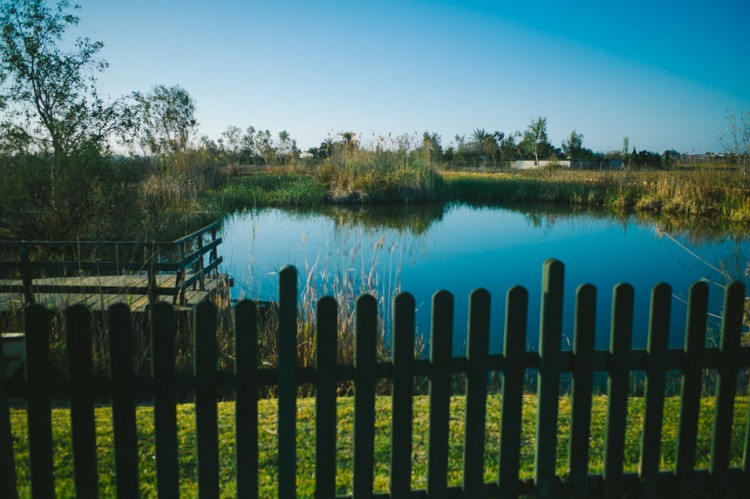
[562,130,583,160]
[630,148,662,169]
[241,125,257,163]
[277,130,297,157]
[129,84,197,156]
[521,117,552,164]
[0,0,121,170]
[221,125,243,164]
[422,131,443,162]
[662,149,679,168]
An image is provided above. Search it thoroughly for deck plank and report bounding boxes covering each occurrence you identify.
[0,274,225,311]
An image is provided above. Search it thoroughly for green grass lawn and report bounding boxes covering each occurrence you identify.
[9,395,749,497]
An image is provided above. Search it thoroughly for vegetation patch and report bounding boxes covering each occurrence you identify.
[8,395,747,497]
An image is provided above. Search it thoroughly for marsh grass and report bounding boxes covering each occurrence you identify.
[8,395,748,497]
[442,164,750,222]
[316,136,443,203]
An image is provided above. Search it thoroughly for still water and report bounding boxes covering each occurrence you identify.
[219,204,748,354]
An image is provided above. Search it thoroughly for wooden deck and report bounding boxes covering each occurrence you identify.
[0,274,227,312]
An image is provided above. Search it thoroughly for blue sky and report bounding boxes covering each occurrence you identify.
[74,0,750,153]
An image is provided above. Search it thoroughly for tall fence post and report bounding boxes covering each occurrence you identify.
[498,286,528,499]
[108,303,140,498]
[535,259,564,498]
[278,266,298,499]
[25,304,55,497]
[463,289,490,496]
[353,294,377,498]
[603,283,634,498]
[639,283,671,498]
[151,301,179,497]
[710,281,745,496]
[315,296,338,498]
[66,304,99,498]
[390,292,416,497]
[568,284,597,498]
[235,300,259,498]
[675,282,709,496]
[427,290,453,498]
[195,301,219,497]
[0,322,18,498]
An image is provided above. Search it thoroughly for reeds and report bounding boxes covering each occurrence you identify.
[316,134,443,203]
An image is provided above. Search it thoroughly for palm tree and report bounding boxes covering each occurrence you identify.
[339,131,359,151]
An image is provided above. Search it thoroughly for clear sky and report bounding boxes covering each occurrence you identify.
[73,0,750,154]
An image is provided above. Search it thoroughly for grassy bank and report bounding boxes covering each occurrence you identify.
[8,395,748,496]
[213,164,750,226]
[442,167,750,222]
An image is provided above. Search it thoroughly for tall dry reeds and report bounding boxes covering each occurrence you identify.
[316,133,442,203]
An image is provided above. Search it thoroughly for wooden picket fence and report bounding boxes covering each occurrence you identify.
[1,259,749,497]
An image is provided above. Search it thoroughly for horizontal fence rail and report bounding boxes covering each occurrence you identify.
[1,259,749,497]
[0,222,223,306]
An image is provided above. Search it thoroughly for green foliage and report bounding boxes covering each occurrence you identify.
[0,0,120,159]
[127,85,198,156]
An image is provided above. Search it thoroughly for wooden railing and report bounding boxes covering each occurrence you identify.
[1,259,749,497]
[0,222,223,306]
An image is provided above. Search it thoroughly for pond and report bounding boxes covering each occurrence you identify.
[218,203,748,355]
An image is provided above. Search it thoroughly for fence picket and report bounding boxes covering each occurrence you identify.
[535,259,564,498]
[278,265,298,499]
[710,281,745,496]
[24,303,55,497]
[108,303,139,498]
[427,291,454,498]
[498,286,528,499]
[66,304,99,498]
[354,295,378,498]
[234,300,258,498]
[568,284,597,498]
[391,292,416,497]
[675,282,709,496]
[151,301,179,498]
[195,301,219,497]
[639,283,671,498]
[463,289,490,496]
[0,320,18,498]
[603,284,634,498]
[315,296,338,498]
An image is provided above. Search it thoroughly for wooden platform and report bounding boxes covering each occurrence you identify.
[0,274,227,312]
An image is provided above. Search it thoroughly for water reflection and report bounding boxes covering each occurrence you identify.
[219,203,749,354]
